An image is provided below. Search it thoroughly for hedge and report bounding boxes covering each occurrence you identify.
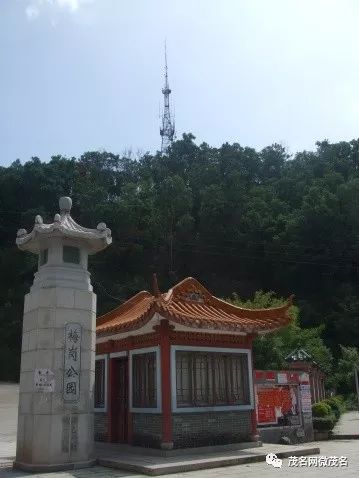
[323,397,345,420]
[312,402,332,417]
[312,416,336,431]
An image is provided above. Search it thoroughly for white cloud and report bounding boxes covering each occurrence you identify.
[57,0,80,12]
[24,0,94,21]
[25,5,40,19]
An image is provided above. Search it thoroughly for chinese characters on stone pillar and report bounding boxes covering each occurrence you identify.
[63,323,82,402]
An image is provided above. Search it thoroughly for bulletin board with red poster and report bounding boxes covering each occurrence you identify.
[254,370,302,426]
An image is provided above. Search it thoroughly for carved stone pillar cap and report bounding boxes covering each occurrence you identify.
[59,196,72,214]
[15,196,112,254]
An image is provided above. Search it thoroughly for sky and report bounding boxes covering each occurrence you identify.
[1,0,359,166]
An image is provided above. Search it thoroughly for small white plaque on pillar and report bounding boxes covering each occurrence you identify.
[277,372,287,384]
[34,368,55,392]
[63,323,82,402]
[300,384,312,414]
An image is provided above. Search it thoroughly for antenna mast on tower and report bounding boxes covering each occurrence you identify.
[160,42,175,153]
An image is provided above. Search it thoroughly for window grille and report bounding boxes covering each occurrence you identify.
[176,351,249,407]
[132,352,157,408]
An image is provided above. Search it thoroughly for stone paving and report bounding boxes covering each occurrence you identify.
[1,441,358,478]
[1,383,358,477]
[333,410,359,436]
[0,384,18,445]
[0,383,18,467]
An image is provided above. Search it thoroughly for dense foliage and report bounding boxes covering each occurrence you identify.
[229,291,333,373]
[1,134,359,387]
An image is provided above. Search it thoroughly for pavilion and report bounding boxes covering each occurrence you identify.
[94,275,293,449]
[285,348,326,403]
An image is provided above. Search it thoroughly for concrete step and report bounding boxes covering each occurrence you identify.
[97,444,320,476]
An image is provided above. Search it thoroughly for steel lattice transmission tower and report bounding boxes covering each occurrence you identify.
[160,43,175,153]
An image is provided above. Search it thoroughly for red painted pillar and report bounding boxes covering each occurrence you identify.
[309,368,315,403]
[312,368,320,403]
[107,357,114,442]
[159,320,173,449]
[249,336,259,442]
[127,355,133,445]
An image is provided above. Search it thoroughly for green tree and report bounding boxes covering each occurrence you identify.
[326,346,359,395]
[228,290,333,373]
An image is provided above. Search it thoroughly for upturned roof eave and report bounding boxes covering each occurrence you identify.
[96,303,292,337]
[95,277,294,337]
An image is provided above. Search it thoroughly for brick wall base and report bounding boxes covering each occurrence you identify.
[132,413,162,448]
[96,410,252,448]
[94,412,109,442]
[172,410,251,448]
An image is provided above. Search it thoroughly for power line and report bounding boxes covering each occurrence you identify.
[174,246,358,269]
[91,237,359,269]
[92,280,125,303]
[178,243,358,263]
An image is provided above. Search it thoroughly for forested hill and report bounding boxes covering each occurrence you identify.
[1,133,359,380]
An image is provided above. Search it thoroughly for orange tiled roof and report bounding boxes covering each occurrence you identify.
[96,277,293,336]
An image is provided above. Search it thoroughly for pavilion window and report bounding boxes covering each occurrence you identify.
[94,358,106,409]
[63,245,80,264]
[176,351,250,407]
[39,248,48,266]
[132,352,157,408]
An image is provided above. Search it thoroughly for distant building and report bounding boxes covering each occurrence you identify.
[285,348,326,403]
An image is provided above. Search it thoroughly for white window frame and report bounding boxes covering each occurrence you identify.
[171,345,254,413]
[129,346,162,413]
[110,351,128,359]
[94,354,108,412]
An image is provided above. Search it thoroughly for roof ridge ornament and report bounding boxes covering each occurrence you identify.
[287,294,295,307]
[152,273,161,298]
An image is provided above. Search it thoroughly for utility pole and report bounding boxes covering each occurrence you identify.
[355,366,359,410]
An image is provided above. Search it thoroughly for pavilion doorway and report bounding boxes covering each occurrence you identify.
[111,357,128,443]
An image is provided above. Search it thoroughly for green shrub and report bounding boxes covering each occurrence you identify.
[323,397,345,420]
[312,416,336,431]
[344,393,359,411]
[334,395,345,404]
[312,401,332,417]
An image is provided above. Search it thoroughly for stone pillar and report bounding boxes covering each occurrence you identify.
[14,197,111,472]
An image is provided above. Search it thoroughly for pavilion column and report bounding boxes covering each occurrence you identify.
[309,369,315,403]
[316,371,320,401]
[159,319,173,449]
[322,375,326,400]
[313,369,318,403]
[249,336,260,442]
[320,375,324,401]
[107,357,114,442]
